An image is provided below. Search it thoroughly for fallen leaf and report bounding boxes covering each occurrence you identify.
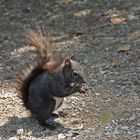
[91,63,107,69]
[73,9,91,17]
[109,17,127,25]
[117,45,130,53]
[105,10,127,25]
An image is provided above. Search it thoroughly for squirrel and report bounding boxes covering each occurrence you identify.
[16,28,88,130]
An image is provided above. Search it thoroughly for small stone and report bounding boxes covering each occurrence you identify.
[95,92,100,96]
[72,113,77,117]
[137,123,140,127]
[71,96,79,101]
[9,137,17,140]
[109,80,115,83]
[121,126,129,131]
[127,131,131,135]
[129,115,136,121]
[136,129,140,133]
[65,133,73,138]
[71,120,79,124]
[105,48,109,51]
[112,119,118,125]
[136,108,140,111]
[128,15,137,20]
[114,129,120,135]
[98,70,106,75]
[58,134,66,139]
[76,124,84,130]
[120,118,125,121]
[104,126,113,132]
[17,128,24,135]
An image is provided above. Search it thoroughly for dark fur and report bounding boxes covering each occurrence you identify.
[16,29,88,130]
[16,60,45,107]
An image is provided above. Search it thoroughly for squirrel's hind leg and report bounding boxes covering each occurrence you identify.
[34,99,57,130]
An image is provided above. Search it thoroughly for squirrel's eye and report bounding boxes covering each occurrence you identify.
[72,71,78,76]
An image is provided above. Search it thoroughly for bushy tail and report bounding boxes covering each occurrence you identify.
[25,28,63,70]
[16,28,62,106]
[16,60,45,107]
[25,28,53,63]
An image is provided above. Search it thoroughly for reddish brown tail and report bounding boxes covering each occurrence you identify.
[25,28,53,63]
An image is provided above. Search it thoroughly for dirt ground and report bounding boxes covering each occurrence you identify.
[0,0,140,140]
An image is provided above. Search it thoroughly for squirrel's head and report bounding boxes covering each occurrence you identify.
[61,57,88,93]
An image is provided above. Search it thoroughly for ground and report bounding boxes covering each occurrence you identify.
[0,0,140,140]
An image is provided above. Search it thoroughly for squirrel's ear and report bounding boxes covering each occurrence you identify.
[64,58,71,67]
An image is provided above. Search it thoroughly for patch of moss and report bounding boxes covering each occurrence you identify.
[100,108,128,126]
[100,108,114,125]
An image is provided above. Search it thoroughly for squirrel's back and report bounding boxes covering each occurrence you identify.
[16,60,45,106]
[16,29,63,106]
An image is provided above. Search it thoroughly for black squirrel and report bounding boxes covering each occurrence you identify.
[16,29,88,130]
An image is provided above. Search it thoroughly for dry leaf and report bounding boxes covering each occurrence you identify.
[117,45,130,53]
[109,17,127,25]
[105,10,127,25]
[91,63,107,69]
